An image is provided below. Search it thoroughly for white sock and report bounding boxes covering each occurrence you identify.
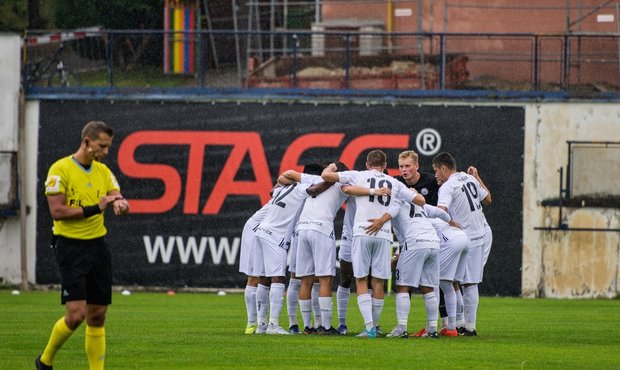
[311,283,321,328]
[440,281,457,330]
[463,284,479,331]
[455,288,464,328]
[299,299,312,329]
[395,293,410,329]
[268,283,285,327]
[336,286,350,326]
[357,293,373,329]
[286,278,301,327]
[423,291,439,333]
[371,298,384,328]
[319,297,333,329]
[244,285,257,326]
[256,284,270,326]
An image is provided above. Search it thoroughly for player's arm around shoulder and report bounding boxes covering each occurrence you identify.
[467,166,492,206]
[278,169,301,185]
[395,181,425,206]
[320,163,342,183]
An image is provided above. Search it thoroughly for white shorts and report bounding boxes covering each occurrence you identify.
[288,230,299,274]
[438,226,469,282]
[253,237,287,277]
[239,220,259,276]
[338,237,352,263]
[351,236,392,280]
[395,247,439,288]
[462,235,485,284]
[296,229,337,277]
[482,224,493,267]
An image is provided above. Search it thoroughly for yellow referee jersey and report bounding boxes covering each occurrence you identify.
[45,155,121,240]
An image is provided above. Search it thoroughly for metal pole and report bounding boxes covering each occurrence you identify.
[563,33,570,89]
[196,5,205,88]
[106,33,114,87]
[203,0,219,69]
[270,0,275,59]
[344,33,350,89]
[439,34,445,89]
[232,0,242,86]
[18,88,28,291]
[292,34,298,87]
[246,2,253,87]
[255,0,264,62]
[418,0,425,89]
[283,0,288,56]
[566,142,572,199]
[315,0,321,24]
[616,2,620,88]
[533,35,539,90]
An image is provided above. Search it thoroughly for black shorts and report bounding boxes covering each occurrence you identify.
[54,236,112,305]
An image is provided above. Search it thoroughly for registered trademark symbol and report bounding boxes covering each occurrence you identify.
[416,128,442,156]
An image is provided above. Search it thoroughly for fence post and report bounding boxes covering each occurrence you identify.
[439,34,445,90]
[562,33,570,89]
[106,33,114,87]
[197,30,206,88]
[344,33,350,89]
[533,35,540,90]
[292,34,298,88]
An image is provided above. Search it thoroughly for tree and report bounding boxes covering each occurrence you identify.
[53,0,165,70]
[0,0,28,32]
[53,0,163,30]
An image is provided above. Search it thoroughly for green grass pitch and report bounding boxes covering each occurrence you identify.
[2,290,619,369]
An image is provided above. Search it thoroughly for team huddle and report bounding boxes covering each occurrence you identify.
[239,149,492,338]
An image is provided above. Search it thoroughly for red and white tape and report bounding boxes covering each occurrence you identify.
[24,26,103,46]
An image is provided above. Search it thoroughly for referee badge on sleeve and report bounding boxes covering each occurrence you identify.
[45,175,61,193]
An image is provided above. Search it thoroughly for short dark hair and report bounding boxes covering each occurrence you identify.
[303,163,325,175]
[432,152,456,170]
[82,121,113,141]
[334,161,349,172]
[366,150,387,167]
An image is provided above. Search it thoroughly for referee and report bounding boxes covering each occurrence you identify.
[36,121,129,370]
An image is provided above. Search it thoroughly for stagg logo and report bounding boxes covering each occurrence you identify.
[118,131,413,214]
[415,128,442,156]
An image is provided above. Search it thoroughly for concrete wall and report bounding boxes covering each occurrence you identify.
[0,33,26,285]
[522,103,620,298]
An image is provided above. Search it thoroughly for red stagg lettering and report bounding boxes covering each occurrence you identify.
[279,133,345,174]
[118,131,272,214]
[339,134,409,176]
[118,131,410,214]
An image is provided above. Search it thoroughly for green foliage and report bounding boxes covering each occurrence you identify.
[53,0,164,30]
[0,0,28,32]
[2,290,620,369]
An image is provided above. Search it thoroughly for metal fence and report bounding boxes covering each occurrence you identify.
[21,29,620,96]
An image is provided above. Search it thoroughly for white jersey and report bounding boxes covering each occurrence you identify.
[437,172,488,239]
[337,169,418,242]
[255,182,312,249]
[391,201,446,250]
[340,196,355,245]
[297,181,347,238]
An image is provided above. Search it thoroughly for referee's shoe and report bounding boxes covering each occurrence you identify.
[35,355,52,370]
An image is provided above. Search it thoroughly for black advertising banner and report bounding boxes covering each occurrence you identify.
[36,101,524,295]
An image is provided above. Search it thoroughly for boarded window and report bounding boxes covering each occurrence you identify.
[568,141,620,200]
